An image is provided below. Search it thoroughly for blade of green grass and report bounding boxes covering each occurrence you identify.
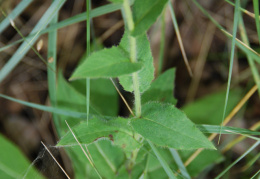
[0,3,124,53]
[196,124,260,136]
[218,0,240,144]
[86,0,91,124]
[0,93,89,119]
[48,1,60,136]
[191,0,260,64]
[147,140,177,179]
[226,0,259,20]
[158,8,166,75]
[0,0,66,84]
[168,1,193,77]
[0,0,33,33]
[238,5,260,96]
[253,0,260,44]
[250,169,260,179]
[215,140,260,179]
[169,149,191,179]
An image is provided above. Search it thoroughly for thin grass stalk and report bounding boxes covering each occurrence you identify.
[148,141,177,179]
[48,0,60,136]
[218,0,240,143]
[215,141,260,179]
[0,0,33,33]
[86,0,91,124]
[158,8,166,76]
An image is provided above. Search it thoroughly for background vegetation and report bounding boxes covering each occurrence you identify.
[0,0,259,178]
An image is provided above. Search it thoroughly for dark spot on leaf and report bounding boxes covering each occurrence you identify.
[122,144,126,148]
[109,134,114,142]
[114,130,119,133]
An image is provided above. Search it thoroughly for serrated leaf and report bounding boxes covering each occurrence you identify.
[118,31,154,93]
[57,117,141,155]
[0,134,44,179]
[142,68,177,104]
[131,0,168,36]
[70,47,142,80]
[131,102,215,149]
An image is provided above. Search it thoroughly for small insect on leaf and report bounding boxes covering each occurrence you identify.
[48,57,54,63]
[37,39,44,52]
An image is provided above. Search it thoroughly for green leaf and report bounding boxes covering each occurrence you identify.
[0,134,44,179]
[183,89,242,125]
[131,102,215,149]
[142,68,177,104]
[131,0,168,36]
[118,31,154,93]
[70,47,142,80]
[57,117,141,155]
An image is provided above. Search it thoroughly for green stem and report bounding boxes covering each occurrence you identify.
[123,0,141,118]
[48,1,60,137]
[86,0,91,124]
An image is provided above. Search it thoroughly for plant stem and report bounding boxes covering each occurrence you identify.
[123,0,141,118]
[86,0,91,124]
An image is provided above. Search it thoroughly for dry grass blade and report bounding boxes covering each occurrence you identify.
[41,142,71,179]
[110,78,135,117]
[168,1,193,77]
[64,121,102,179]
[186,23,216,102]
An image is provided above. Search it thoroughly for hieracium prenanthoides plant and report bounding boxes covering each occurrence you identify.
[56,0,216,178]
[1,0,260,178]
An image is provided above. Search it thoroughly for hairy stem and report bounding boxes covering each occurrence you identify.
[123,0,141,118]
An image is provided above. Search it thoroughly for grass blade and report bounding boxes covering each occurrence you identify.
[0,3,123,53]
[238,4,260,95]
[0,0,66,84]
[147,140,177,179]
[215,141,260,179]
[168,1,193,77]
[86,0,91,124]
[0,93,89,119]
[253,0,260,44]
[218,0,240,143]
[48,0,60,136]
[196,124,260,136]
[169,148,191,179]
[191,0,260,64]
[0,0,33,33]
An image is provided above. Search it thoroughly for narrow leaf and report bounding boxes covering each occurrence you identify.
[131,0,168,36]
[131,102,215,149]
[148,141,177,179]
[70,47,142,80]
